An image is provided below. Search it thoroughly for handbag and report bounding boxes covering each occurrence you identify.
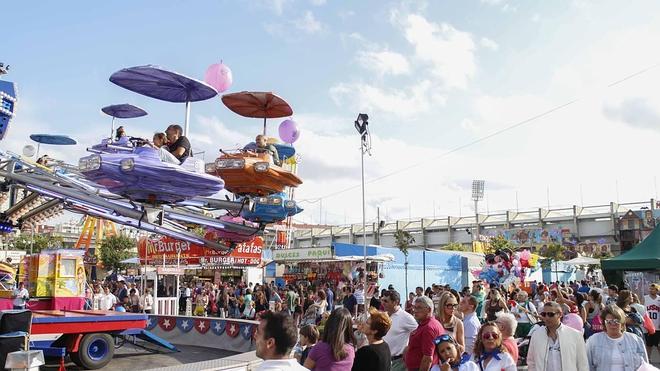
[590,314,604,332]
[643,313,656,335]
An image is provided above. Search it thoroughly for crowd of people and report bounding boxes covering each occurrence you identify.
[253,278,660,371]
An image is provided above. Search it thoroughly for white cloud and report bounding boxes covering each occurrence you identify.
[480,37,499,51]
[254,0,292,15]
[531,13,541,22]
[399,14,476,89]
[329,80,446,118]
[265,10,323,39]
[293,11,322,34]
[310,0,326,5]
[355,49,411,76]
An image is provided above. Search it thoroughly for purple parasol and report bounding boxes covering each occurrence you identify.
[101,104,148,119]
[101,104,148,139]
[109,65,218,136]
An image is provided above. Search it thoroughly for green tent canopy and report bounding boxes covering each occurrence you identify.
[602,225,660,271]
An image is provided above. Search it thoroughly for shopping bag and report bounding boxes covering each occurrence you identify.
[643,313,656,335]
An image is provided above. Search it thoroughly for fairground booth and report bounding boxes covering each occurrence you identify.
[138,235,264,315]
[266,242,470,295]
[602,225,660,300]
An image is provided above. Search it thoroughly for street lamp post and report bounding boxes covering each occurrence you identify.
[354,114,371,273]
[472,180,485,251]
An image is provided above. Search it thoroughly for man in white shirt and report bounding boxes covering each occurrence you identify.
[644,283,660,358]
[527,301,588,371]
[459,295,481,356]
[382,290,418,371]
[99,286,118,310]
[354,283,366,314]
[12,282,29,309]
[255,311,307,371]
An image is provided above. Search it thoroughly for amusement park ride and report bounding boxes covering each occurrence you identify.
[0,63,304,368]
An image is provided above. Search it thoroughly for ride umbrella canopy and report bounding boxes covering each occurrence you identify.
[109,65,218,136]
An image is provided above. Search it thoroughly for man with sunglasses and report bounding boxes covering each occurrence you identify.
[527,301,588,371]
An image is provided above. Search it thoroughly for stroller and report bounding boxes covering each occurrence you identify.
[517,321,543,366]
[300,304,319,327]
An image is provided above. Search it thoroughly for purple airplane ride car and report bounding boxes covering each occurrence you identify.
[79,141,224,204]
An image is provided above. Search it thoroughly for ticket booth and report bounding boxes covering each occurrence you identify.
[145,266,183,315]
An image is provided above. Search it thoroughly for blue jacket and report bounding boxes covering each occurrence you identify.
[586,332,648,371]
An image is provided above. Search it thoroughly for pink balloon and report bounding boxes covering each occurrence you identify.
[562,313,584,333]
[279,119,300,144]
[204,62,233,93]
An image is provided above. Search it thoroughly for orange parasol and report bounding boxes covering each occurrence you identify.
[221,91,293,135]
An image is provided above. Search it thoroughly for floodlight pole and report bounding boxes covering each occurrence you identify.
[361,135,367,273]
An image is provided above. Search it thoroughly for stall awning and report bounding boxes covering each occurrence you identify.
[602,225,660,271]
[335,254,395,262]
[564,256,601,266]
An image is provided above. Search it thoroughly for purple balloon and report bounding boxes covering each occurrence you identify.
[279,119,300,144]
[204,62,233,93]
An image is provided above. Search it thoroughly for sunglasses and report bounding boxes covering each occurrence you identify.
[604,319,621,326]
[433,334,456,345]
[540,312,559,317]
[445,303,458,308]
[482,332,499,340]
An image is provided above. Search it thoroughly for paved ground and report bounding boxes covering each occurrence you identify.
[37,342,660,370]
[40,343,239,370]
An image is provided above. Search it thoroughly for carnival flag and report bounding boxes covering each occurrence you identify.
[159,317,175,331]
[176,318,194,333]
[226,321,240,337]
[145,316,157,330]
[194,318,211,334]
[240,323,255,340]
[211,320,226,336]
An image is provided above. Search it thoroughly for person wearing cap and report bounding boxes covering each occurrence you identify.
[404,296,444,371]
[430,334,477,371]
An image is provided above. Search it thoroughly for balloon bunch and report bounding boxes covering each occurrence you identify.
[478,247,540,286]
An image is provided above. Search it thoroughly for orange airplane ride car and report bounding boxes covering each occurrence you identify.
[206,144,302,196]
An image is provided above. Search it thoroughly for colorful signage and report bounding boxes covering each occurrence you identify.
[272,247,333,261]
[138,236,262,266]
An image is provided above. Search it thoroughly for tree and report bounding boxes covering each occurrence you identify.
[486,234,513,254]
[99,235,136,272]
[394,230,415,257]
[442,242,466,251]
[11,233,63,254]
[394,230,415,296]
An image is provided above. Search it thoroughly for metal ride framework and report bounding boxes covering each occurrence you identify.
[0,151,263,251]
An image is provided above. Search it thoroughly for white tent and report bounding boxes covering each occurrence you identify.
[564,256,601,266]
[120,257,140,264]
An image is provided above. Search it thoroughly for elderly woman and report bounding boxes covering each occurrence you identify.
[509,291,537,338]
[494,312,519,364]
[586,304,648,371]
[351,308,392,371]
[472,322,516,371]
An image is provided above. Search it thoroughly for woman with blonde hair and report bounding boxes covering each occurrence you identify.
[586,304,648,370]
[436,292,465,353]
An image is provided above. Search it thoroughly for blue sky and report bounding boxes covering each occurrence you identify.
[6,1,660,225]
